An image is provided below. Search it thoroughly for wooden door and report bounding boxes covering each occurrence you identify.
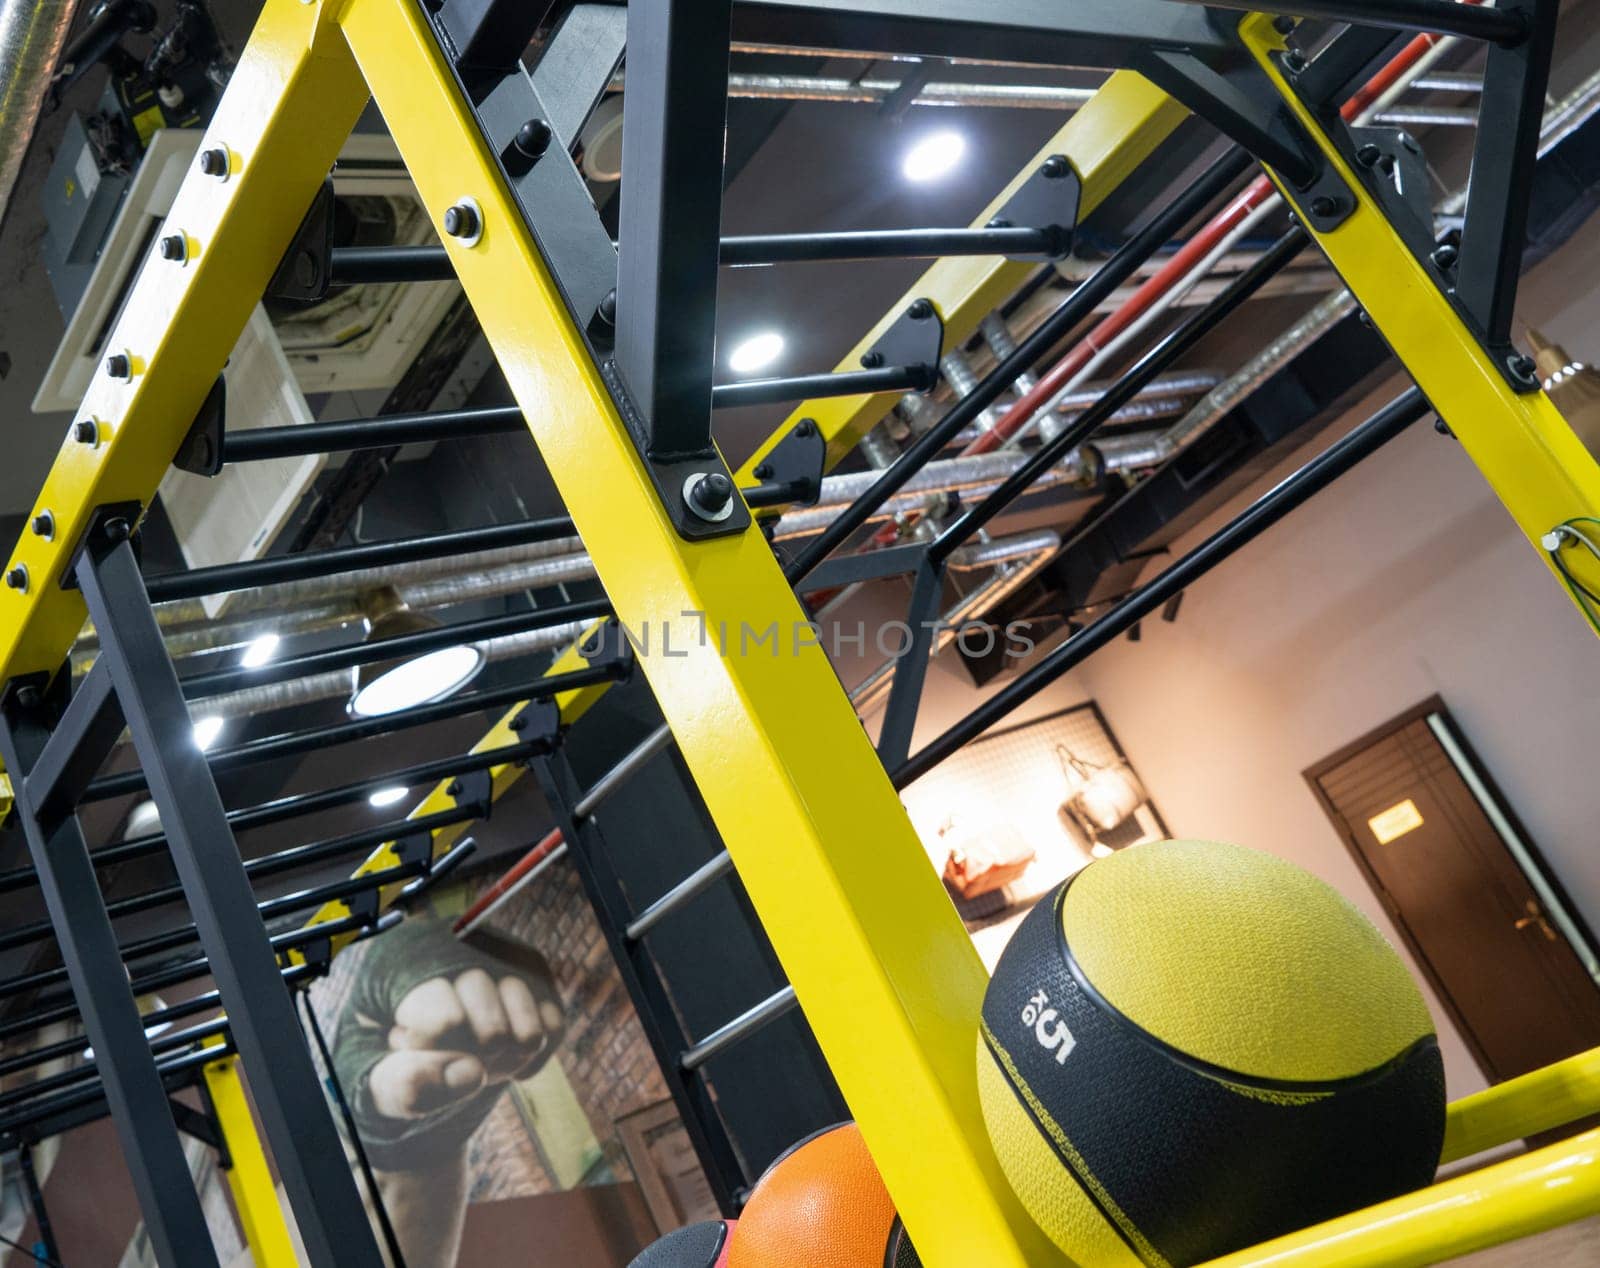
[1305,699,1600,1084]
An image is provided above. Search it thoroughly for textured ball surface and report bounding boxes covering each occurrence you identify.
[728,1123,920,1267]
[978,839,1446,1267]
[628,1219,734,1267]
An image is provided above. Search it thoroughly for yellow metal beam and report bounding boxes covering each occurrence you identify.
[1239,14,1600,631]
[0,0,370,696]
[203,1052,299,1268]
[334,0,1058,1258]
[1442,1045,1600,1166]
[1199,1127,1600,1268]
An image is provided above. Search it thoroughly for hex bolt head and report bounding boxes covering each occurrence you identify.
[1434,417,1455,437]
[1430,243,1459,271]
[1355,143,1382,168]
[159,234,187,262]
[442,202,480,241]
[686,472,734,520]
[73,419,99,444]
[1040,154,1071,180]
[514,119,552,160]
[103,518,132,543]
[510,713,529,732]
[795,419,817,437]
[907,299,935,321]
[753,463,773,480]
[860,349,885,369]
[1273,15,1296,33]
[5,565,27,592]
[1284,50,1308,74]
[596,288,617,327]
[447,780,463,797]
[1309,195,1339,219]
[105,353,132,379]
[30,512,53,539]
[1507,353,1539,385]
[199,147,229,177]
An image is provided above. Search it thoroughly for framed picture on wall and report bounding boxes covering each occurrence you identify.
[614,1099,722,1236]
[900,702,1167,964]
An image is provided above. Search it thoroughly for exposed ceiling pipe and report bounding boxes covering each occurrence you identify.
[0,0,79,232]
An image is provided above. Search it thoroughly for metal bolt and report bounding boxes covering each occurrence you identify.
[442,202,480,240]
[986,216,1014,230]
[1355,143,1382,168]
[1309,195,1339,219]
[596,289,617,327]
[795,419,817,437]
[1506,353,1538,384]
[103,517,131,542]
[105,353,132,379]
[5,566,27,592]
[1273,15,1296,33]
[510,713,529,732]
[15,685,40,708]
[1434,417,1455,437]
[447,780,463,797]
[514,119,552,160]
[753,462,773,480]
[1284,50,1308,74]
[30,512,53,540]
[159,233,187,262]
[198,147,229,177]
[860,349,885,369]
[907,299,935,321]
[1430,243,1458,271]
[73,419,99,444]
[1040,155,1070,180]
[685,472,734,521]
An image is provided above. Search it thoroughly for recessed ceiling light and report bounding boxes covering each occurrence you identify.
[192,716,225,751]
[240,633,280,668]
[902,130,967,183]
[350,644,485,718]
[368,785,410,809]
[727,331,785,376]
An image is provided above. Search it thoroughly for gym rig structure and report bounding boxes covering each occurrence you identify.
[0,0,1598,1264]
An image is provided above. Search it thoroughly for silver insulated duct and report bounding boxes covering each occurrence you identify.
[0,0,78,230]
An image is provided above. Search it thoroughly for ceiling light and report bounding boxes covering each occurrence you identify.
[123,800,162,842]
[192,716,225,751]
[368,785,410,809]
[240,633,280,668]
[902,130,966,183]
[349,587,486,718]
[727,331,785,376]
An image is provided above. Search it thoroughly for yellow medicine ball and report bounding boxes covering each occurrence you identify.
[977,839,1445,1267]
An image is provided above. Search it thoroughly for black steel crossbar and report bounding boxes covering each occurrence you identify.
[220,403,528,464]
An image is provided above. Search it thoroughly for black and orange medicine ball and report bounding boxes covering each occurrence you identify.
[727,1123,921,1268]
[628,1219,735,1268]
[978,839,1447,1266]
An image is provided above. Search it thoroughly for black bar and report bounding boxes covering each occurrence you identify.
[0,1017,230,1114]
[27,661,124,819]
[1176,0,1526,43]
[146,513,574,602]
[782,146,1255,585]
[330,244,458,286]
[1452,0,1555,345]
[0,806,469,955]
[80,664,614,803]
[711,364,932,411]
[800,542,930,592]
[220,403,527,465]
[178,596,612,700]
[78,537,385,1268]
[613,0,733,459]
[928,228,1308,560]
[874,560,947,769]
[17,1143,59,1266]
[0,707,219,1268]
[893,387,1431,788]
[722,225,1056,264]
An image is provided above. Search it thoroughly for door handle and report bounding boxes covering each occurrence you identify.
[1514,899,1558,942]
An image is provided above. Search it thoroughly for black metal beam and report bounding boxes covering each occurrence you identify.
[712,364,934,411]
[721,226,1061,265]
[782,146,1254,585]
[0,703,220,1268]
[77,532,385,1268]
[220,403,528,464]
[892,387,1432,788]
[26,661,124,820]
[1174,0,1527,43]
[330,244,457,286]
[0,1017,231,1115]
[613,0,734,462]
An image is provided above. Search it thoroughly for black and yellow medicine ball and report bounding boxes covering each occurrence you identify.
[977,839,1446,1267]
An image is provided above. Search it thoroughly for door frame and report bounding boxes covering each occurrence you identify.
[1303,695,1600,1083]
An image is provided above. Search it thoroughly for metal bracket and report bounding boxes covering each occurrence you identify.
[59,501,142,592]
[751,419,826,508]
[992,155,1082,259]
[443,767,494,819]
[508,697,563,750]
[168,1095,223,1152]
[576,616,635,681]
[264,179,335,305]
[173,375,225,477]
[861,299,944,391]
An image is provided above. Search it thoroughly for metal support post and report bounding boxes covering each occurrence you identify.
[202,1052,300,1268]
[75,527,384,1268]
[0,700,219,1268]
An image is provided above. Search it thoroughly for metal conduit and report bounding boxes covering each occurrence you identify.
[0,0,79,231]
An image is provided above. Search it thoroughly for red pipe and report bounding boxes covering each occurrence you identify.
[452,826,564,935]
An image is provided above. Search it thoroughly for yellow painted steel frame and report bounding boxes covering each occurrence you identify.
[1441,1044,1600,1166]
[203,1051,298,1267]
[1238,14,1600,624]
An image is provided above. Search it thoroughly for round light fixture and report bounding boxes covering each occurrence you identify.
[727,331,786,377]
[192,716,225,751]
[240,633,280,668]
[368,785,410,809]
[348,587,486,718]
[902,130,967,183]
[123,800,163,842]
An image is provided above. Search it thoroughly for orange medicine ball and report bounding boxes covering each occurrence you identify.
[728,1123,920,1267]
